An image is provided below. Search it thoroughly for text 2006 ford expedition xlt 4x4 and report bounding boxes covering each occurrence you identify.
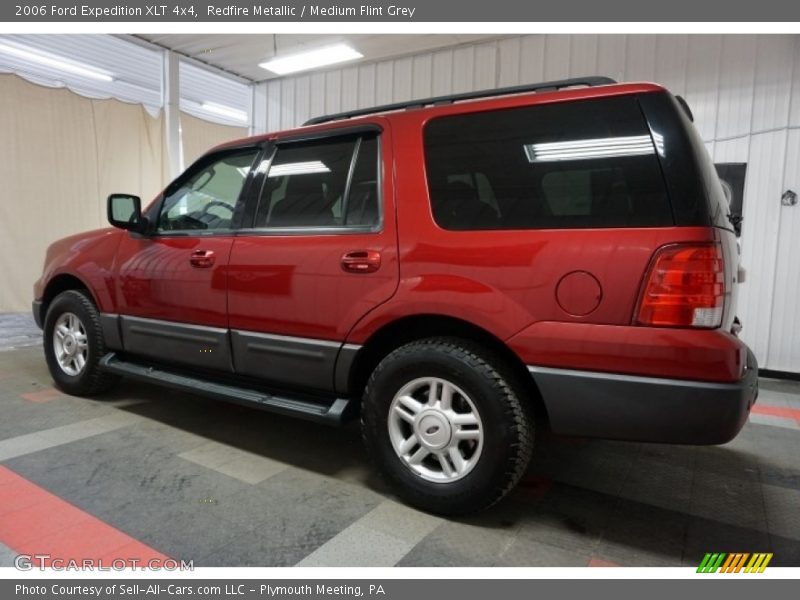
[33,77,758,515]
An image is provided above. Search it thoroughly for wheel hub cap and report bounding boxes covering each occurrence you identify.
[52,312,88,377]
[388,376,484,483]
[416,411,452,450]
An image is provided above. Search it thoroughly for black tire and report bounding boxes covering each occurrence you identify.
[361,337,534,515]
[43,290,120,396]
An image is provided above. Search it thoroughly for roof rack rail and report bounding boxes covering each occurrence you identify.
[303,76,617,126]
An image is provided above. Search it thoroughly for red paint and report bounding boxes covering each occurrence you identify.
[227,126,399,340]
[113,235,233,327]
[21,388,63,403]
[34,81,747,385]
[751,404,800,424]
[507,321,746,382]
[0,466,168,565]
[556,271,603,317]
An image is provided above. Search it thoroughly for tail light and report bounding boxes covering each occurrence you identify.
[636,243,725,328]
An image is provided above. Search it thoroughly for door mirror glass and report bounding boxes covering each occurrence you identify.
[107,194,143,231]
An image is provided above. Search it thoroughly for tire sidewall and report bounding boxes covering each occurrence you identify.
[43,291,102,393]
[364,341,526,512]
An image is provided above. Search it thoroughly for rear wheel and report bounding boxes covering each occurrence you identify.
[361,337,534,515]
[43,290,120,396]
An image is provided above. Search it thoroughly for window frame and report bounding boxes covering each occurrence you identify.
[239,125,384,237]
[144,144,265,238]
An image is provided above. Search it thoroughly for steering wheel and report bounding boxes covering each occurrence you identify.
[200,200,235,216]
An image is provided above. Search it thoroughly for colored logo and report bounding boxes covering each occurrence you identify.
[697,553,773,573]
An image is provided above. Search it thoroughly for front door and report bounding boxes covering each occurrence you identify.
[114,146,261,372]
[227,125,398,392]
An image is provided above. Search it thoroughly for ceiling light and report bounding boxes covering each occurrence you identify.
[259,43,363,75]
[201,102,249,122]
[268,161,330,177]
[0,42,113,82]
[524,135,657,162]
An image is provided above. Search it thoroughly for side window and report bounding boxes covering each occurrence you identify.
[344,136,380,226]
[423,96,672,230]
[254,134,380,229]
[158,149,258,232]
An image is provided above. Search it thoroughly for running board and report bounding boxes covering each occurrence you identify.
[99,353,352,426]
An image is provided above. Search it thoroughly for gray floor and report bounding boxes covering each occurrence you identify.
[0,313,41,352]
[1,316,799,567]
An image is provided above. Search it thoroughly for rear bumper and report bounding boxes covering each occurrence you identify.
[529,348,758,445]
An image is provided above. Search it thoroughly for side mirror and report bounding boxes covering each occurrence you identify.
[107,194,146,232]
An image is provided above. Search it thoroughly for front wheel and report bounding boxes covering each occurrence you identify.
[361,338,534,515]
[43,290,120,396]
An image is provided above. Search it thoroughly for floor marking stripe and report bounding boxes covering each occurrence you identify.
[20,388,64,403]
[0,541,17,567]
[751,403,800,424]
[178,441,287,484]
[0,466,167,565]
[0,413,141,462]
[295,501,442,567]
[588,557,621,567]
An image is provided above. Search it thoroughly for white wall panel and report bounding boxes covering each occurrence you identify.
[569,35,598,77]
[309,72,326,121]
[432,50,454,96]
[280,78,295,130]
[497,37,522,87]
[519,36,546,84]
[393,57,413,102]
[255,33,800,371]
[737,130,787,362]
[474,44,497,89]
[685,35,723,141]
[596,35,626,82]
[715,36,757,140]
[341,66,359,111]
[624,36,657,82]
[713,137,750,163]
[294,75,311,126]
[789,37,800,127]
[266,80,281,133]
[325,70,342,115]
[654,35,688,96]
[375,60,394,105]
[357,64,376,109]
[452,46,475,93]
[543,35,571,81]
[752,36,794,132]
[768,130,800,371]
[412,54,433,99]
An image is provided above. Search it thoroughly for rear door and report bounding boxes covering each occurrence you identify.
[227,124,398,392]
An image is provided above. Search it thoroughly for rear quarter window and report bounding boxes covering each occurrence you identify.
[423,96,673,230]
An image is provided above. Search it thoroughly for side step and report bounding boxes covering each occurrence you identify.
[99,353,353,426]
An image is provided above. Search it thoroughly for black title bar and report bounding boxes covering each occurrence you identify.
[4,0,800,22]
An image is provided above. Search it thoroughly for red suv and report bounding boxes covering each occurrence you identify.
[33,77,758,514]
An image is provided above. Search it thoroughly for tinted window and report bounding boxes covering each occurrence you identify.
[344,136,380,226]
[254,134,380,229]
[159,149,258,232]
[424,96,672,230]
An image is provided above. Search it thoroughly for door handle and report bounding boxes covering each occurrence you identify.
[190,250,216,268]
[341,250,381,273]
